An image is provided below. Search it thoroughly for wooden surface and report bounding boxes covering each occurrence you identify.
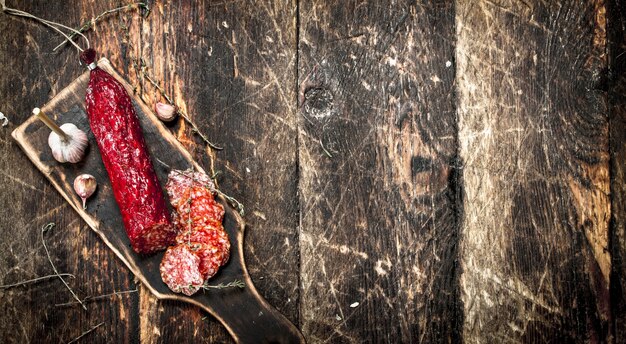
[0,0,624,343]
[11,58,304,344]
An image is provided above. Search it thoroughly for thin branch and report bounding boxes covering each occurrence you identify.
[53,2,149,51]
[55,288,138,307]
[66,322,104,344]
[216,190,245,216]
[203,279,245,290]
[139,66,223,151]
[154,164,243,216]
[320,139,333,158]
[154,157,172,170]
[0,273,75,289]
[210,170,222,180]
[41,223,86,310]
[2,5,87,52]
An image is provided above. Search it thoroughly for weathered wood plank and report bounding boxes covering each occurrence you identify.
[456,0,611,342]
[298,1,461,342]
[132,1,299,342]
[0,1,140,343]
[608,0,626,341]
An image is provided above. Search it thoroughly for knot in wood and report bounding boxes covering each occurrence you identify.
[303,87,334,120]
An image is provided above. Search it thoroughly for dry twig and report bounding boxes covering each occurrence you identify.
[55,288,138,307]
[53,2,148,51]
[203,279,245,290]
[0,273,75,289]
[1,2,88,52]
[139,69,223,151]
[66,322,104,344]
[41,223,86,310]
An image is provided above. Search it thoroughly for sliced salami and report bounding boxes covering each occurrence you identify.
[177,228,230,266]
[173,186,225,227]
[176,224,228,246]
[161,169,231,295]
[166,169,215,208]
[187,242,222,280]
[160,244,204,296]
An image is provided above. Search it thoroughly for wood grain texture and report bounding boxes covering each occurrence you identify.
[2,0,626,342]
[608,0,626,341]
[0,1,139,343]
[1,1,300,343]
[298,1,462,342]
[457,0,611,342]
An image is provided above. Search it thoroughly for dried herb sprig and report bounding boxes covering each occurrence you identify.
[0,273,75,289]
[203,279,245,290]
[137,65,223,151]
[66,322,104,344]
[2,1,89,52]
[154,161,245,217]
[216,190,245,216]
[55,288,138,307]
[53,2,149,51]
[41,223,86,310]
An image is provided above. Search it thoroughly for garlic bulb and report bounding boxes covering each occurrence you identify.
[74,174,97,209]
[155,102,177,122]
[33,108,88,163]
[48,123,88,163]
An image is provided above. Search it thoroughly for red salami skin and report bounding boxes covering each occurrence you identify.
[160,244,204,296]
[80,49,176,254]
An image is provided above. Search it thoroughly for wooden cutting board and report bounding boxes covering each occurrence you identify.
[11,58,304,344]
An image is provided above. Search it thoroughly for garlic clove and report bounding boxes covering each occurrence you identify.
[48,132,67,162]
[47,123,88,163]
[155,102,177,122]
[74,174,97,209]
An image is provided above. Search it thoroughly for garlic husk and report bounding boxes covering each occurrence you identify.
[74,174,97,209]
[155,102,177,122]
[48,123,88,163]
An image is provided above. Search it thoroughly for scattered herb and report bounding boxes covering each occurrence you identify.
[41,223,86,310]
[216,190,245,217]
[66,322,104,344]
[55,288,138,307]
[203,279,245,290]
[0,273,75,289]
[139,67,223,151]
[53,2,149,51]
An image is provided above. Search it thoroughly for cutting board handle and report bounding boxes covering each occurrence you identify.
[197,280,305,344]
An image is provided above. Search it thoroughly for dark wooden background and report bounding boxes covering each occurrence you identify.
[0,0,624,343]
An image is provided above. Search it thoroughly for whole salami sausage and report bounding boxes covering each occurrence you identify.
[80,49,176,254]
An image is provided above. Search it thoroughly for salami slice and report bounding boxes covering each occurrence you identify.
[187,242,222,280]
[173,186,225,227]
[177,228,230,266]
[160,244,204,296]
[161,169,231,294]
[166,170,215,208]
